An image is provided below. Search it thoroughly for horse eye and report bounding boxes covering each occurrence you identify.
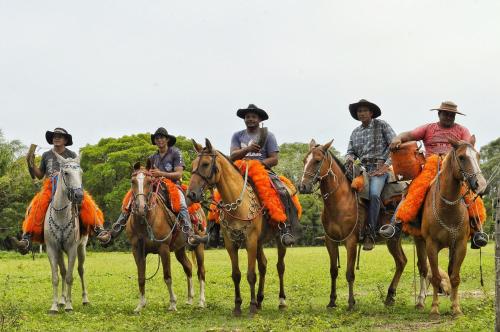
[201,162,210,168]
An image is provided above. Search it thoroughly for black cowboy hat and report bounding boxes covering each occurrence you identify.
[45,127,73,146]
[150,127,176,146]
[348,99,381,120]
[236,104,269,121]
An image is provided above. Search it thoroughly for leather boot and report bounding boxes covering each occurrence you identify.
[363,195,381,251]
[182,217,209,247]
[11,233,32,255]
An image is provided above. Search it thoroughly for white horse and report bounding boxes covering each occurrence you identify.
[44,152,89,313]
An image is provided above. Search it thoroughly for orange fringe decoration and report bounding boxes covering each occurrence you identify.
[208,190,221,223]
[188,202,202,215]
[23,178,104,243]
[161,178,181,213]
[121,190,133,213]
[278,175,303,219]
[351,175,364,192]
[397,155,439,223]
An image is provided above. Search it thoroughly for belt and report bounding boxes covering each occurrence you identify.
[361,158,385,164]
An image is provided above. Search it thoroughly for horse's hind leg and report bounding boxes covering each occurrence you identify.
[449,240,467,317]
[194,245,206,308]
[414,236,429,310]
[46,245,61,314]
[256,244,267,310]
[385,237,407,306]
[345,237,358,310]
[325,238,339,308]
[77,239,89,305]
[277,241,287,310]
[174,248,193,305]
[57,253,67,307]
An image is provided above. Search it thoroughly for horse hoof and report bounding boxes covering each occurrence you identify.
[384,298,395,307]
[48,309,58,315]
[249,304,258,315]
[233,308,242,317]
[347,304,356,311]
[82,301,90,306]
[326,302,337,309]
[198,301,206,308]
[415,303,425,310]
[185,299,193,306]
[452,309,463,318]
[65,308,73,313]
[58,303,65,308]
[168,305,177,312]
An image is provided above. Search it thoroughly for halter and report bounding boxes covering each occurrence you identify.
[59,162,83,203]
[301,148,339,200]
[130,170,161,216]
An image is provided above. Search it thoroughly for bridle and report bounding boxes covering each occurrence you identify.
[301,148,339,200]
[59,162,83,203]
[130,170,161,216]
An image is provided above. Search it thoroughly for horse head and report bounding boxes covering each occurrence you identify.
[298,139,334,194]
[130,161,154,218]
[187,138,221,202]
[448,135,487,195]
[54,152,83,204]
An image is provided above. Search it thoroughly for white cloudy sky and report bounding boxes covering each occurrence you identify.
[1,0,499,156]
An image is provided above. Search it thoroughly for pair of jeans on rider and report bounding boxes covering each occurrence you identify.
[364,163,388,240]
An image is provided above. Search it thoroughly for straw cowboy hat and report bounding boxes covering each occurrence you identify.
[348,99,381,120]
[430,101,465,115]
[236,104,269,121]
[151,127,177,146]
[45,128,73,146]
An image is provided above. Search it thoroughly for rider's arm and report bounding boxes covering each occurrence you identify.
[33,167,44,180]
[262,152,278,169]
[162,166,183,181]
[230,146,251,161]
[390,131,416,150]
[345,133,357,162]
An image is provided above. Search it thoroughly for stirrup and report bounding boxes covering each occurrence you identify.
[472,231,488,248]
[379,224,396,239]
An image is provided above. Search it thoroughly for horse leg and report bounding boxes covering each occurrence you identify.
[64,245,77,312]
[449,241,467,317]
[174,248,194,305]
[277,240,287,310]
[161,246,177,311]
[414,237,429,310]
[57,253,67,307]
[132,243,147,313]
[46,245,61,314]
[77,240,89,305]
[256,244,267,310]
[225,239,242,316]
[325,238,339,308]
[345,237,358,310]
[385,237,407,306]
[246,233,258,316]
[194,245,206,308]
[426,240,441,317]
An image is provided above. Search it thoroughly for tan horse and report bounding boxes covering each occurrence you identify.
[414,136,486,317]
[187,139,290,316]
[126,162,206,313]
[298,139,407,309]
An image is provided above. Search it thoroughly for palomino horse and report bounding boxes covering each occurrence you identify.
[298,139,407,309]
[187,139,291,316]
[414,136,486,316]
[44,153,89,313]
[126,162,206,313]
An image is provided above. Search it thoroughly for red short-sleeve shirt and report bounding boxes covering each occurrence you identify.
[411,122,471,156]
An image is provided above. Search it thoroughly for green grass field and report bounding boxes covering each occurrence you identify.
[0,243,495,331]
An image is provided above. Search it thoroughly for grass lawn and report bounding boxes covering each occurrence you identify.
[0,243,495,331]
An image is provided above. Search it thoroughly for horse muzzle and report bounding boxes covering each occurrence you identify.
[186,189,201,203]
[70,188,84,204]
[298,182,313,194]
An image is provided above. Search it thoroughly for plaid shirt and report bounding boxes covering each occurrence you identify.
[346,119,396,166]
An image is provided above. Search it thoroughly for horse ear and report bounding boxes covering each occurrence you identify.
[322,139,334,152]
[469,135,476,147]
[309,139,317,151]
[145,158,152,170]
[448,137,460,149]
[133,162,141,170]
[192,139,202,153]
[205,138,213,152]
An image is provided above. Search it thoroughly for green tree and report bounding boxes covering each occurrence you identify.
[479,137,500,234]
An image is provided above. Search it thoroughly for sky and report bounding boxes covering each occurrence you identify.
[1,0,499,157]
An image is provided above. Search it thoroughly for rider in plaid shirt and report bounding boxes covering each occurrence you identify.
[345,99,396,251]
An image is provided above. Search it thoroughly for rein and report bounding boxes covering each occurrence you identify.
[302,149,340,200]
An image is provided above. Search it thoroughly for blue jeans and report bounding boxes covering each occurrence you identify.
[367,172,388,234]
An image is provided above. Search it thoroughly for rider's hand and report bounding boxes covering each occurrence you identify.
[389,138,402,151]
[246,143,261,153]
[369,164,389,177]
[150,169,164,177]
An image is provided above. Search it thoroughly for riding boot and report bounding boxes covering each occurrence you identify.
[363,195,381,251]
[94,225,111,244]
[10,233,32,255]
[207,221,221,248]
[180,210,208,247]
[471,231,488,249]
[279,221,296,247]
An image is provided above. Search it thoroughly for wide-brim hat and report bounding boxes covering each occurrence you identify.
[236,104,269,121]
[430,101,465,115]
[45,128,73,146]
[348,99,381,120]
[151,127,176,146]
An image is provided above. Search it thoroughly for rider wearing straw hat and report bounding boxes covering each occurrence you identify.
[383,101,488,248]
[11,128,109,254]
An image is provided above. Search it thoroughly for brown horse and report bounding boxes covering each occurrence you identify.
[187,139,290,316]
[298,139,407,309]
[126,162,206,313]
[414,136,486,317]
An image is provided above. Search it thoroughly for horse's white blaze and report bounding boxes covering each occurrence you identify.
[465,147,481,174]
[137,173,145,194]
[301,153,314,183]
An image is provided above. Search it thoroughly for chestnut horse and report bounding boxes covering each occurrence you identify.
[126,162,206,313]
[187,139,290,316]
[414,136,486,317]
[298,139,407,309]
